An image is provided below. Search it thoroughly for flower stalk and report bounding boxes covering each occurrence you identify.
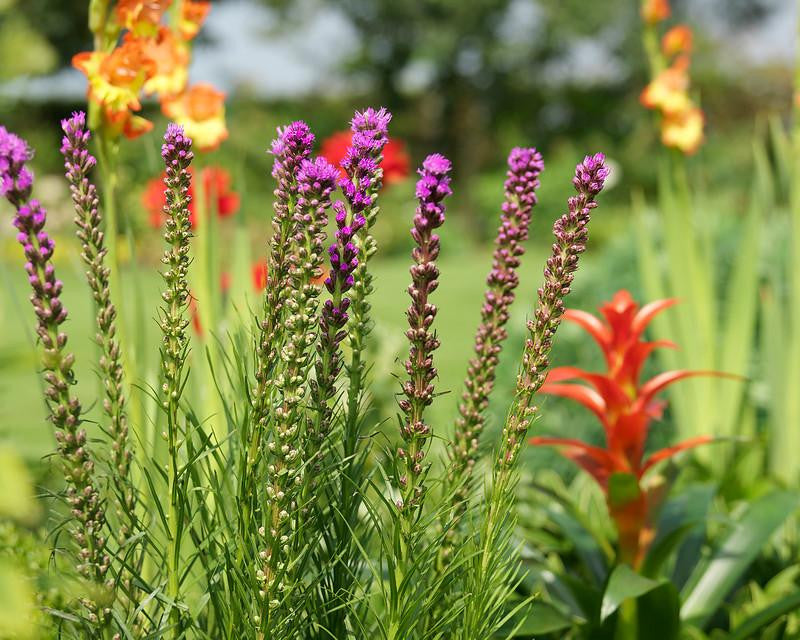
[397,153,453,514]
[158,123,194,634]
[258,156,336,633]
[342,108,391,440]
[442,147,543,556]
[460,153,609,639]
[60,112,137,549]
[1,126,111,627]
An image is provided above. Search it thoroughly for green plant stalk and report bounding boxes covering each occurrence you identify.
[158,127,194,636]
[779,0,800,483]
[240,190,296,543]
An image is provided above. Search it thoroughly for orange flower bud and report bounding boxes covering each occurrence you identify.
[179,0,211,39]
[641,0,670,25]
[661,25,693,57]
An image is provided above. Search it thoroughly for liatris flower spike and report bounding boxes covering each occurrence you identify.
[259,153,337,630]
[341,108,392,423]
[500,153,610,469]
[60,112,136,544]
[1,125,111,623]
[397,153,453,512]
[450,146,544,491]
[158,123,194,628]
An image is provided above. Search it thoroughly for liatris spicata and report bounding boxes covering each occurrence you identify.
[259,155,336,626]
[158,123,194,626]
[397,153,453,512]
[1,125,111,622]
[60,112,136,546]
[308,199,365,461]
[342,108,391,428]
[459,154,608,640]
[247,122,315,493]
[448,147,544,494]
[500,153,609,469]
[256,121,315,390]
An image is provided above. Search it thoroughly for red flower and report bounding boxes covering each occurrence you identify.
[252,262,268,291]
[319,131,410,187]
[143,165,240,228]
[250,262,329,292]
[530,290,737,566]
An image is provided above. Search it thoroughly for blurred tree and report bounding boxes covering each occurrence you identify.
[0,0,89,74]
[260,0,644,236]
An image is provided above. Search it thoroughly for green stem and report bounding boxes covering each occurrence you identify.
[615,599,638,640]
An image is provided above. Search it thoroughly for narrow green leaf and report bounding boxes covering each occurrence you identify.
[727,590,800,640]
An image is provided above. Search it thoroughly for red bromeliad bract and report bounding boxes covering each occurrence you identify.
[530,289,734,566]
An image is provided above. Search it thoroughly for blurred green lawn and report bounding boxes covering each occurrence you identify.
[1,239,580,463]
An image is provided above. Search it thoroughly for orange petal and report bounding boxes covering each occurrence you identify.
[618,339,677,387]
[636,369,743,411]
[632,297,678,338]
[639,435,715,476]
[564,309,611,352]
[539,382,608,424]
[530,436,617,487]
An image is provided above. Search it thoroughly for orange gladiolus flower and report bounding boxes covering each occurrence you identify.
[662,25,693,57]
[143,165,240,228]
[179,0,212,39]
[141,28,189,97]
[640,57,691,116]
[73,39,155,114]
[530,291,736,566]
[162,84,228,151]
[320,131,411,187]
[641,0,670,25]
[117,0,173,37]
[661,106,704,155]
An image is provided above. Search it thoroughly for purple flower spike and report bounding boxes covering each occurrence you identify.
[61,111,136,546]
[2,124,110,611]
[446,146,544,534]
[396,153,453,512]
[500,152,609,469]
[0,125,34,204]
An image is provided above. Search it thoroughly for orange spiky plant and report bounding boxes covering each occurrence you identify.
[531,290,736,567]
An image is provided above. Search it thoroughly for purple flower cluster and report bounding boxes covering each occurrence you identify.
[397,153,452,511]
[61,112,135,544]
[1,125,110,616]
[446,146,544,540]
[500,153,609,468]
[0,125,34,205]
[255,122,317,400]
